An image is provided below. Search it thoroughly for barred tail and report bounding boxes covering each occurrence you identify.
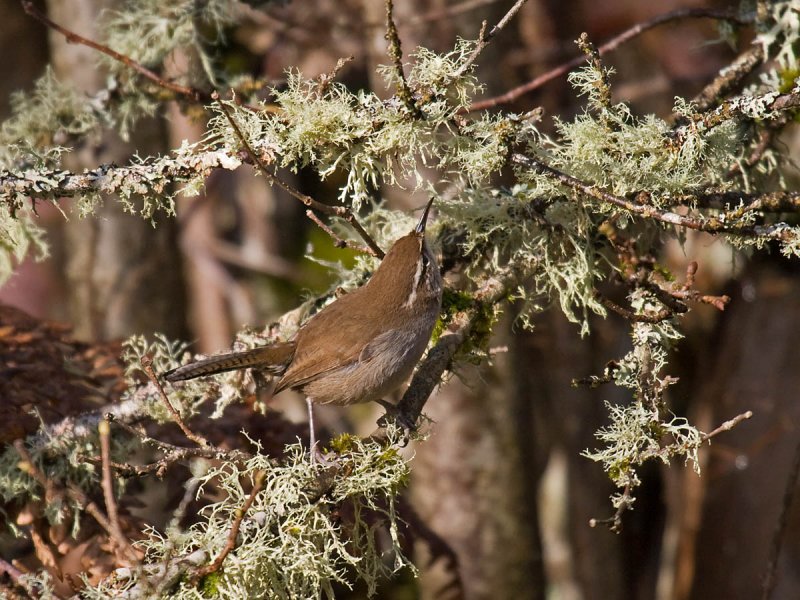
[163,342,295,382]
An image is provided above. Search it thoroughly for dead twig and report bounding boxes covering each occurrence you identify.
[22,0,203,103]
[590,482,634,533]
[213,93,385,258]
[13,441,144,572]
[385,0,421,117]
[99,418,128,557]
[468,7,752,111]
[512,154,796,244]
[702,411,753,443]
[191,471,266,582]
[141,356,209,448]
[454,0,529,78]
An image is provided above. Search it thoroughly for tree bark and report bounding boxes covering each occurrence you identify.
[689,260,800,600]
[47,0,185,341]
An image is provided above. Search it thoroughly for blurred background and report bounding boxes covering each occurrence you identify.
[1,0,799,598]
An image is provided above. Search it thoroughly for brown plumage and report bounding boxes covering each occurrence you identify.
[164,199,442,409]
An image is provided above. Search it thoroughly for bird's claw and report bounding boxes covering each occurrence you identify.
[375,400,415,446]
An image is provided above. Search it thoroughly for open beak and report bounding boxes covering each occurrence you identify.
[415,197,435,234]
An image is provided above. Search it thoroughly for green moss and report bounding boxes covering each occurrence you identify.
[328,433,359,454]
[200,571,223,597]
[466,301,499,357]
[430,288,475,344]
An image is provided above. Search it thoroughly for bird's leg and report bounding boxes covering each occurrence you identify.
[306,398,337,467]
[306,397,318,463]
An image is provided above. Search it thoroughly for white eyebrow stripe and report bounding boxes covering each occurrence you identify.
[403,241,425,309]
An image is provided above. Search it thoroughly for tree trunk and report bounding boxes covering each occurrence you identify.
[689,260,800,600]
[47,0,185,341]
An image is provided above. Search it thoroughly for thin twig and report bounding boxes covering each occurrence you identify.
[104,414,251,476]
[385,0,421,117]
[595,291,674,323]
[141,356,209,447]
[305,210,347,249]
[192,471,266,582]
[313,56,354,96]
[405,0,503,25]
[590,482,634,533]
[468,7,752,111]
[99,418,125,550]
[454,0,529,78]
[761,431,800,600]
[512,154,796,244]
[575,33,612,111]
[213,93,385,258]
[702,411,753,443]
[22,0,202,103]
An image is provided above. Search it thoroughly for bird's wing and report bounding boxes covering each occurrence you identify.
[274,289,389,393]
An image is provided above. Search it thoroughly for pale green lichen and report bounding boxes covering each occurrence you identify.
[84,428,412,599]
[582,289,700,497]
[207,40,522,209]
[0,206,48,285]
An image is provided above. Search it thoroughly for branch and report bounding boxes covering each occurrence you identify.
[213,94,385,258]
[141,355,209,448]
[21,0,203,104]
[385,0,421,117]
[191,471,266,582]
[512,154,797,244]
[595,291,674,323]
[691,45,764,113]
[454,0,529,78]
[683,88,800,135]
[676,191,800,214]
[701,410,753,442]
[0,147,241,204]
[468,7,753,111]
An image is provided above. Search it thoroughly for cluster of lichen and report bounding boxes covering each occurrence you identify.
[207,39,522,209]
[582,290,702,496]
[79,429,412,599]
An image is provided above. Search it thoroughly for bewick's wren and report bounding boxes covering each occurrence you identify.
[165,198,443,433]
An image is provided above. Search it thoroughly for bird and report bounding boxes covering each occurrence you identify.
[164,198,443,451]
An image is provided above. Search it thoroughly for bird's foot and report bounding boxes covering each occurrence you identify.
[307,440,338,468]
[375,400,415,446]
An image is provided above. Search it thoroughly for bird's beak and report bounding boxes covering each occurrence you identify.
[415,197,435,234]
